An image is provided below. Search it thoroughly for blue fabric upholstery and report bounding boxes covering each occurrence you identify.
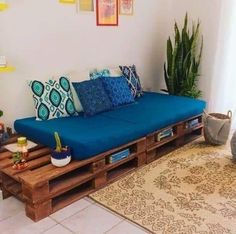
[101,76,134,107]
[14,116,143,160]
[72,79,112,116]
[14,92,206,160]
[101,92,206,133]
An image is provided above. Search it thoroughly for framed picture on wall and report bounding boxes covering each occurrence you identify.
[96,0,118,26]
[119,0,133,15]
[59,0,76,4]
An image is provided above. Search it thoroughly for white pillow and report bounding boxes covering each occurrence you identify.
[70,82,83,113]
[108,67,123,77]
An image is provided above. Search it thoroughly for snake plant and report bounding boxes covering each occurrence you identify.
[164,13,203,98]
[54,132,62,152]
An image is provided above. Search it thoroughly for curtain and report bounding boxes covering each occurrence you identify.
[209,1,236,128]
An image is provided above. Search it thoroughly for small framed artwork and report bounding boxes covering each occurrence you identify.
[59,0,76,4]
[79,0,94,11]
[96,0,119,26]
[119,0,133,15]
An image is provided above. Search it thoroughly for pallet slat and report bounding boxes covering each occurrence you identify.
[20,138,146,189]
[2,155,51,180]
[0,147,51,170]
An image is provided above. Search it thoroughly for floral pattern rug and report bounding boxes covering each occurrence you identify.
[90,139,236,234]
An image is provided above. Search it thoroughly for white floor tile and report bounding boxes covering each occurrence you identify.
[61,204,123,234]
[95,202,124,219]
[50,198,91,222]
[0,197,24,222]
[0,190,3,201]
[0,211,56,234]
[84,196,95,204]
[106,220,149,234]
[43,224,73,234]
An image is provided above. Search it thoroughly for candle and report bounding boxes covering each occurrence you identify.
[17,137,27,147]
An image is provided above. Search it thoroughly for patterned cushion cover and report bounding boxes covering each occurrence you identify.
[29,77,76,121]
[72,79,113,116]
[70,81,84,113]
[102,76,135,107]
[107,67,123,77]
[89,69,110,80]
[119,65,143,98]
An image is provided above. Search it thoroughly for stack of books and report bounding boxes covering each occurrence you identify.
[186,119,200,129]
[108,148,130,164]
[156,128,174,142]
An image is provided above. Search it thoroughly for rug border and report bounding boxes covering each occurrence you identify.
[89,196,153,233]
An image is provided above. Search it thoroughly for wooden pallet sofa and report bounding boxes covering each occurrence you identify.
[0,92,206,221]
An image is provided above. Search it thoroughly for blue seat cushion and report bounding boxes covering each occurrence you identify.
[101,92,206,133]
[14,115,143,160]
[72,79,112,116]
[14,92,206,160]
[101,76,134,107]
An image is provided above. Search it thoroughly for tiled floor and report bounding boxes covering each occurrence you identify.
[0,196,150,234]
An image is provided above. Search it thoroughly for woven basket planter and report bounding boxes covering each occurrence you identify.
[203,111,232,145]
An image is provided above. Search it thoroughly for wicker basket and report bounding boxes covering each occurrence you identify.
[203,111,232,145]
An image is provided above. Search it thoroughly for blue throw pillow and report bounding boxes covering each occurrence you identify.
[72,79,112,116]
[119,65,143,98]
[102,76,135,107]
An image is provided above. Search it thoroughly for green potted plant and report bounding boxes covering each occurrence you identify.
[12,151,28,170]
[164,13,203,98]
[51,132,71,167]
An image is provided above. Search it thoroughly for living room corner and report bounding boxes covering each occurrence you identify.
[0,1,236,234]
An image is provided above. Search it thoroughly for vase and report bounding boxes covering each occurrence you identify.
[51,147,71,167]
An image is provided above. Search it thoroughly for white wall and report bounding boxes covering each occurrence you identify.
[0,0,171,127]
[0,0,224,128]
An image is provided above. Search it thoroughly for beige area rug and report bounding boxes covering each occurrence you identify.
[90,139,236,234]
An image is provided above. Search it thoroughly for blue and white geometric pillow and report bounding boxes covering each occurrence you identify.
[119,65,143,98]
[29,77,76,121]
[89,69,110,80]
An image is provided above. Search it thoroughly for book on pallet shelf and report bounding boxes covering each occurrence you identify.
[108,148,130,164]
[185,119,200,129]
[156,128,174,142]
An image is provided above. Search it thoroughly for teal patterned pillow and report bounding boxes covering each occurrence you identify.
[89,69,110,80]
[29,77,76,121]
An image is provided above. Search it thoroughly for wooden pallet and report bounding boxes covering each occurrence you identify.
[0,114,203,222]
[146,114,203,163]
[0,137,146,221]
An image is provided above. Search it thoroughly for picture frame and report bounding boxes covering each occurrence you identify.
[79,0,94,11]
[96,0,119,26]
[59,0,76,4]
[119,0,133,15]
